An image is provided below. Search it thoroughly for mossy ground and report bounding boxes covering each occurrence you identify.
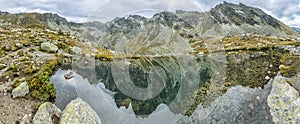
[28,58,62,101]
[0,26,77,102]
[279,54,300,77]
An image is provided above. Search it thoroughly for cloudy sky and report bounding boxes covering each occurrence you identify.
[0,0,299,27]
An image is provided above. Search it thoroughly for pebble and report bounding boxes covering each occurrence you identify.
[248,104,254,110]
[256,96,261,101]
[19,77,26,82]
[265,76,270,80]
[279,65,285,69]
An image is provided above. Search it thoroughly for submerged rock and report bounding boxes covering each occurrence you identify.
[267,76,300,123]
[33,102,61,124]
[12,82,29,98]
[41,42,58,53]
[196,82,273,123]
[60,98,101,124]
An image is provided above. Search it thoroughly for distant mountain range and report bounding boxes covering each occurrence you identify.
[0,2,298,52]
[292,27,300,33]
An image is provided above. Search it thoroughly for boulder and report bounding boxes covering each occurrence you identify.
[0,64,6,70]
[71,46,82,54]
[21,114,30,124]
[5,43,11,51]
[41,42,58,53]
[60,98,101,124]
[12,82,29,98]
[33,102,61,124]
[267,76,300,123]
[16,42,23,48]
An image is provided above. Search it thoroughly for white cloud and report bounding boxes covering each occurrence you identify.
[3,7,54,14]
[279,15,300,27]
[90,0,203,22]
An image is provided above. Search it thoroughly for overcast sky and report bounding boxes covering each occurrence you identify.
[0,0,299,27]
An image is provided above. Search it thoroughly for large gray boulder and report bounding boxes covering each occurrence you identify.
[12,82,29,98]
[60,98,101,124]
[194,82,273,124]
[33,102,61,124]
[267,76,300,123]
[41,42,58,53]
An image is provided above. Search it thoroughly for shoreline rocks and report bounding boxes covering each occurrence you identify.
[33,102,61,124]
[33,98,101,124]
[60,98,101,124]
[267,76,300,123]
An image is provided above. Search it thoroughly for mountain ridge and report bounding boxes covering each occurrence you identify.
[0,2,297,45]
[292,27,300,33]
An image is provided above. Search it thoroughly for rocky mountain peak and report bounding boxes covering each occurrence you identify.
[210,1,280,28]
[0,11,75,31]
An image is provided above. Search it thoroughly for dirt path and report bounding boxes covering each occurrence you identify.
[0,92,40,123]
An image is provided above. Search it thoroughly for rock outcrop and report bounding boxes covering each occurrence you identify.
[267,76,300,123]
[41,42,58,53]
[12,82,29,98]
[60,98,101,124]
[33,102,61,124]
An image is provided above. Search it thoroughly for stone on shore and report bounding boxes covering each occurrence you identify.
[60,98,101,124]
[33,102,61,124]
[267,76,300,123]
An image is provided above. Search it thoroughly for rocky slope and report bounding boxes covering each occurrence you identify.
[0,2,298,51]
[79,2,298,51]
[0,11,80,31]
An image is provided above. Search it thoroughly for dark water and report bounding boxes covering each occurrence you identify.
[51,51,281,123]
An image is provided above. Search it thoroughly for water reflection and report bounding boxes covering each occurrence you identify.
[51,51,282,123]
[50,69,78,110]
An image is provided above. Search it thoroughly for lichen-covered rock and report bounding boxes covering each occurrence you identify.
[267,76,300,123]
[15,42,23,48]
[33,102,61,124]
[41,42,58,53]
[60,98,101,124]
[12,82,29,98]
